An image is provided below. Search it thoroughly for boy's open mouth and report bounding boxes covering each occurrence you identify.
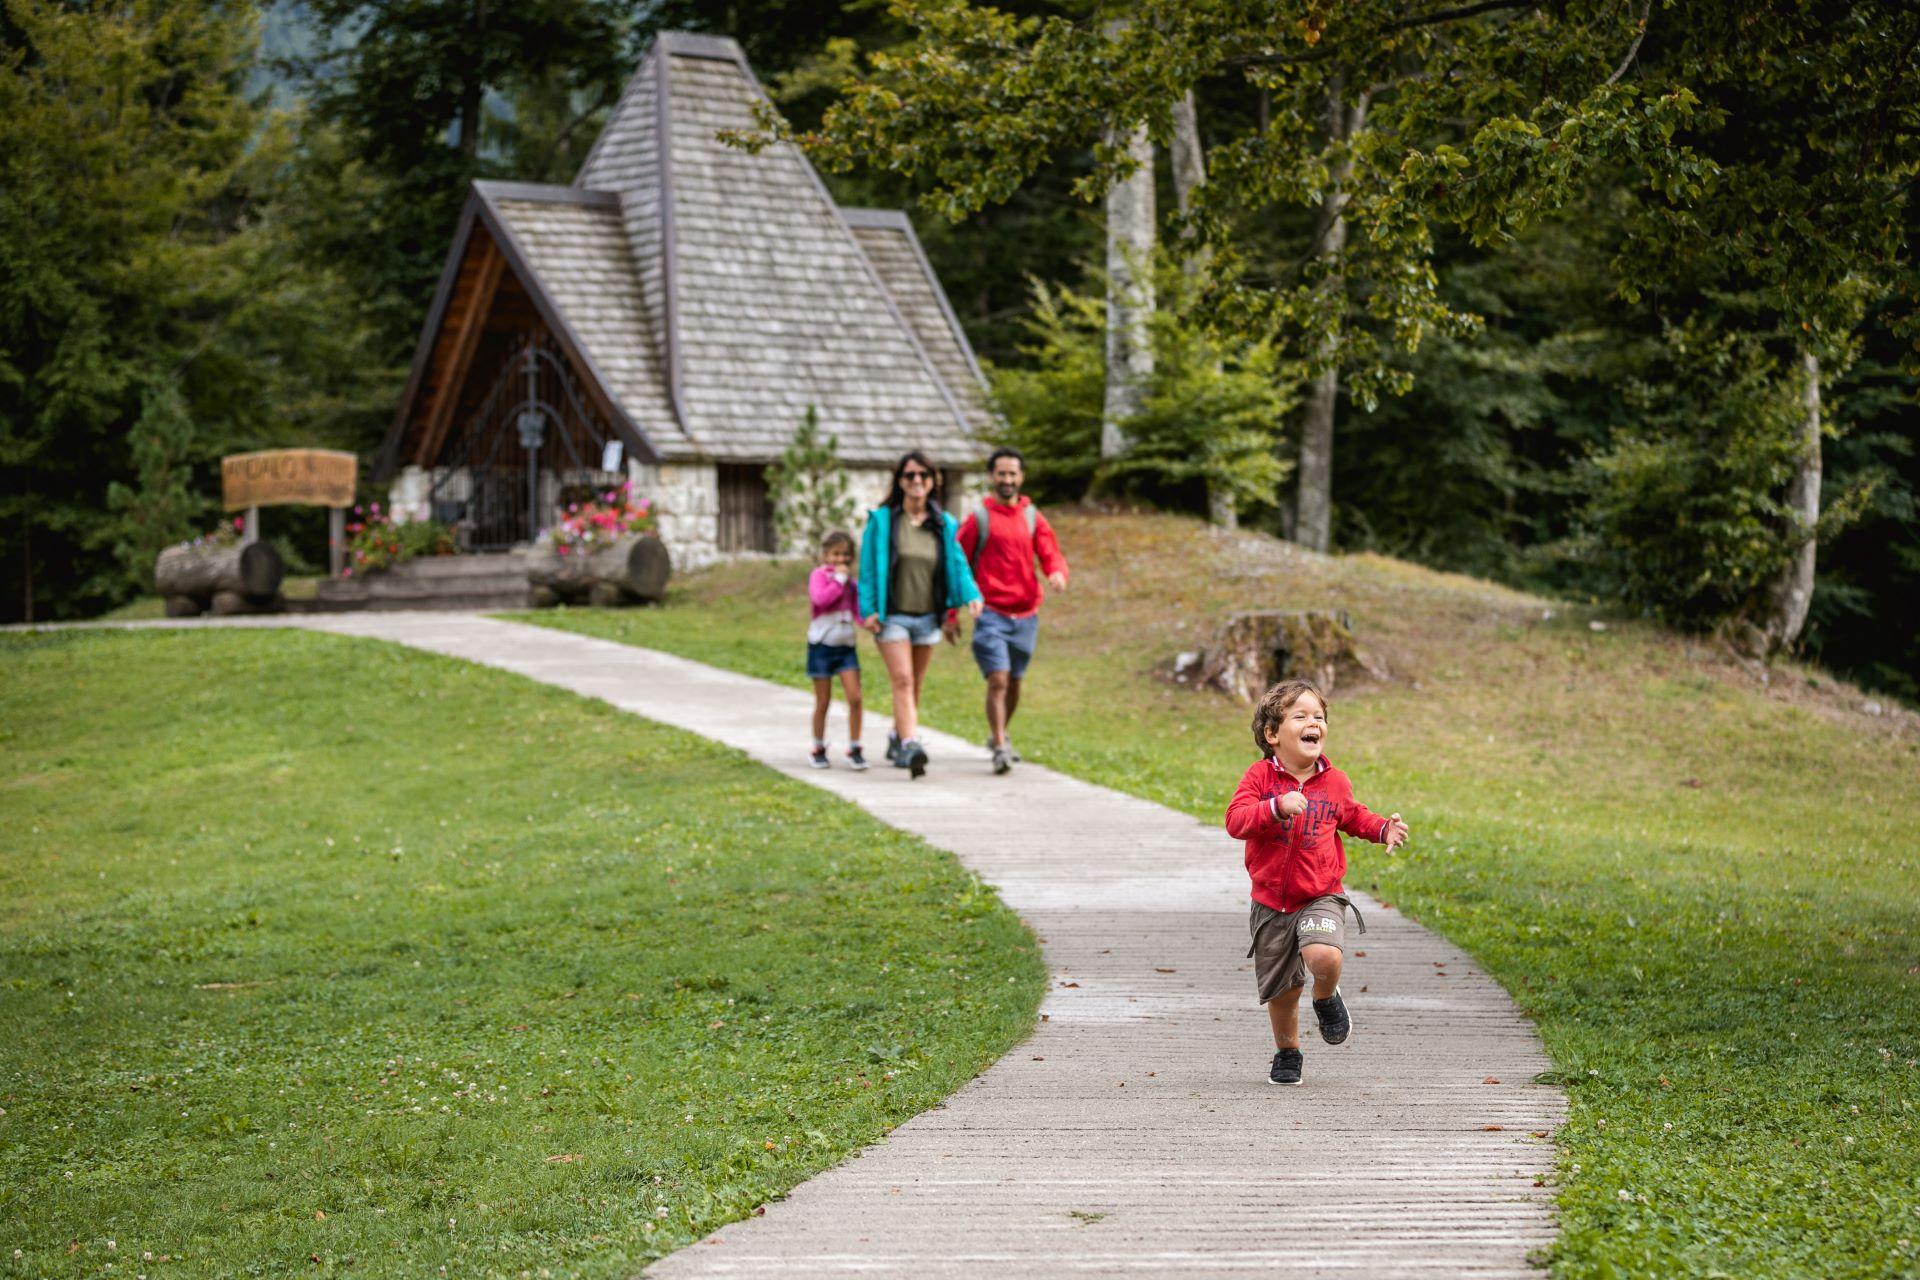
[1300,730,1322,747]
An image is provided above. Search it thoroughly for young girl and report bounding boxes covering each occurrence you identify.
[807,530,866,769]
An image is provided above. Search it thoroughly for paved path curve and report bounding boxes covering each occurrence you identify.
[33,614,1564,1277]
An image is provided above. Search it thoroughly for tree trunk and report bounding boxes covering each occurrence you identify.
[458,0,487,158]
[1171,91,1238,531]
[154,540,283,601]
[1101,119,1155,463]
[1293,88,1368,554]
[1763,350,1822,652]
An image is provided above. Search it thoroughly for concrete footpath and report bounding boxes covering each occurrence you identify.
[28,614,1564,1277]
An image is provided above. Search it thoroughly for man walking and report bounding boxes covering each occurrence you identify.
[958,448,1069,774]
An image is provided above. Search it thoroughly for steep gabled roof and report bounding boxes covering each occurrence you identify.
[383,32,984,479]
[842,207,992,435]
[576,32,978,465]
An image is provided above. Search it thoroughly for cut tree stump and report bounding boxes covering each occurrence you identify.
[527,533,670,607]
[210,589,287,616]
[1190,609,1386,703]
[164,594,205,618]
[154,541,283,613]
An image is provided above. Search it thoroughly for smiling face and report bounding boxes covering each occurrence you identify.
[1263,690,1329,773]
[990,455,1024,503]
[821,544,852,572]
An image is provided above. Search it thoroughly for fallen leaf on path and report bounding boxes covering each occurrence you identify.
[1154,967,1176,973]
[1531,1131,1550,1138]
[1061,982,1080,988]
[1482,1125,1504,1131]
[1483,1077,1500,1084]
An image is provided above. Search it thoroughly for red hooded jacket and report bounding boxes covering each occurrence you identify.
[955,495,1068,618]
[1224,754,1391,913]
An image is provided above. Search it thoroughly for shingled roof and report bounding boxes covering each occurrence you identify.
[379,32,986,479]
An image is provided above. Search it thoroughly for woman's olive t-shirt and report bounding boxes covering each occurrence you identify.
[890,515,939,615]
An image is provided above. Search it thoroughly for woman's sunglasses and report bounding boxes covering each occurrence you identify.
[900,469,933,482]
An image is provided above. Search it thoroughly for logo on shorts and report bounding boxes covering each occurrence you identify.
[1300,915,1339,934]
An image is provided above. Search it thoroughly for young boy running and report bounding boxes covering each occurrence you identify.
[1225,678,1408,1086]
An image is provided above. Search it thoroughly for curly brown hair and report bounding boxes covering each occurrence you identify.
[1251,678,1327,758]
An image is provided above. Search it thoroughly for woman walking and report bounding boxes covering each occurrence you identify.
[857,451,983,777]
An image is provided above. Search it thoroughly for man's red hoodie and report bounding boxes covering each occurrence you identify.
[1224,754,1391,913]
[955,495,1068,618]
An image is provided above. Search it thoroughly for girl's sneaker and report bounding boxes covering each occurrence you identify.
[809,745,830,769]
[846,745,869,771]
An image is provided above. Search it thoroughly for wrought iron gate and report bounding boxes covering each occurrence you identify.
[427,334,623,551]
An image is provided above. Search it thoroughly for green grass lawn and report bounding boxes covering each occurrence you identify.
[520,509,1920,1280]
[0,629,1043,1278]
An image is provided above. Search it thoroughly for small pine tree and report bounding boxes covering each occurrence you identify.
[766,406,855,553]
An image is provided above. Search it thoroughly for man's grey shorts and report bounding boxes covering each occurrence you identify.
[1248,896,1354,1004]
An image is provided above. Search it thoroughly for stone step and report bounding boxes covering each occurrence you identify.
[384,553,528,581]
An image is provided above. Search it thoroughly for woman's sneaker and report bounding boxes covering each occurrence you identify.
[984,737,1022,762]
[1312,988,1351,1045]
[901,739,929,778]
[846,745,869,771]
[885,731,902,764]
[809,745,830,769]
[992,746,1013,775]
[1269,1047,1304,1086]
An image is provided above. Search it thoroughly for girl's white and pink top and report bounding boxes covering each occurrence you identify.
[807,565,859,646]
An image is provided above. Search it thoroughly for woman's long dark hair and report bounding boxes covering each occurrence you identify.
[882,449,944,516]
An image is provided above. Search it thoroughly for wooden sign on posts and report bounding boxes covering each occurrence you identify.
[221,449,358,511]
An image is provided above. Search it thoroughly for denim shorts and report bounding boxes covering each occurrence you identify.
[806,642,860,680]
[972,608,1039,677]
[876,611,941,646]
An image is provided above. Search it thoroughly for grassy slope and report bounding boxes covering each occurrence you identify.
[523,509,1920,1280]
[0,629,1043,1278]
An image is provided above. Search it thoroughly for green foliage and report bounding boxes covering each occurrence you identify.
[0,0,389,621]
[989,267,1297,512]
[0,628,1043,1276]
[766,406,856,552]
[750,1,1711,405]
[1569,324,1868,631]
[102,381,213,592]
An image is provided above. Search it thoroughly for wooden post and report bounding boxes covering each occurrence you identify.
[244,506,260,545]
[329,507,346,578]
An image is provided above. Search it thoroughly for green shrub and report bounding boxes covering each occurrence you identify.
[988,265,1299,513]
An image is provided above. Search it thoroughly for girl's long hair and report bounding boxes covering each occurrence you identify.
[882,449,945,515]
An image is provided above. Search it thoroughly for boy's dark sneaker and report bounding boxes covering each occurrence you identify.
[1269,1047,1304,1086]
[901,738,929,778]
[1312,987,1351,1045]
[846,745,869,771]
[809,745,830,769]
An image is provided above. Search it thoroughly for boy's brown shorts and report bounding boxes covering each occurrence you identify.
[1248,896,1361,1004]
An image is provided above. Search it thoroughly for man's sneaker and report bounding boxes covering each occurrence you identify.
[846,745,869,771]
[809,745,830,769]
[1269,1047,1304,1086]
[885,731,902,764]
[991,746,1013,775]
[901,738,929,779]
[1312,987,1351,1045]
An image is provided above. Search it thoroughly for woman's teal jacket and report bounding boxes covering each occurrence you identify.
[856,504,981,621]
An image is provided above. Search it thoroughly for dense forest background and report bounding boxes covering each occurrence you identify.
[2,0,1915,700]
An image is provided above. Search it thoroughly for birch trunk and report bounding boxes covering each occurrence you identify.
[1102,121,1155,462]
[1293,89,1368,553]
[1763,350,1822,652]
[1171,91,1239,530]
